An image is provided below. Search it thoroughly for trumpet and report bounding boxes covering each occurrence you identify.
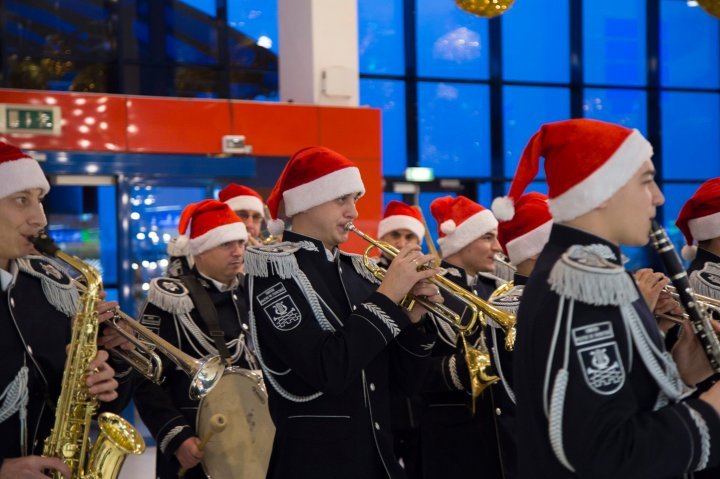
[52,266,225,401]
[345,222,516,350]
[656,285,720,325]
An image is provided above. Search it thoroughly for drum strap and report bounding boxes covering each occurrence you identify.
[180,274,232,363]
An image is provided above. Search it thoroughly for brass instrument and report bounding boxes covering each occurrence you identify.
[345,222,516,350]
[32,233,145,479]
[656,285,720,326]
[70,280,226,401]
[345,222,517,410]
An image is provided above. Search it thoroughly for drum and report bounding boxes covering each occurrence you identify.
[196,368,275,479]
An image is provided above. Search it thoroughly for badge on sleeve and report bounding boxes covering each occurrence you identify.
[577,342,625,395]
[263,295,302,331]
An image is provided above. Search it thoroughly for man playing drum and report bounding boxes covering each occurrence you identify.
[244,146,441,478]
[134,199,256,479]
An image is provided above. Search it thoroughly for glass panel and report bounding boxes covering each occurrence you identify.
[6,57,114,93]
[416,0,489,79]
[358,0,404,75]
[418,82,490,178]
[661,92,720,180]
[383,192,403,209]
[584,0,646,86]
[583,88,647,135]
[502,181,548,197]
[129,186,208,306]
[173,66,221,97]
[228,0,279,56]
[660,0,720,89]
[230,69,279,100]
[502,0,569,83]
[360,79,408,177]
[167,1,218,64]
[477,182,493,210]
[503,86,570,178]
[5,0,115,60]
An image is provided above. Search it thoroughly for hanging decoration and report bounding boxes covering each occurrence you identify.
[454,0,516,18]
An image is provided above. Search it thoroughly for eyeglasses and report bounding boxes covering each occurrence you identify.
[236,210,264,222]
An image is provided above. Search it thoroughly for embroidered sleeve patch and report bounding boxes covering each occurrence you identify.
[361,302,400,337]
[263,295,302,331]
[140,314,162,335]
[576,342,625,395]
[257,282,288,306]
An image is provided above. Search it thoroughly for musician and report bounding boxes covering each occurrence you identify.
[0,142,126,478]
[375,200,426,477]
[244,146,440,479]
[218,183,265,241]
[133,199,256,479]
[675,177,720,479]
[419,195,505,478]
[496,118,720,477]
[488,191,553,479]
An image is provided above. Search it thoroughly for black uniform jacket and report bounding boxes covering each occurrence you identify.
[514,224,720,479]
[245,231,437,479]
[418,262,504,478]
[0,256,132,463]
[133,267,252,479]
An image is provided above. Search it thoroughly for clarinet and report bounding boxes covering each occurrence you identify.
[649,220,720,373]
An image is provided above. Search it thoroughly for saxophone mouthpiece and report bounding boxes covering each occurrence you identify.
[30,231,61,257]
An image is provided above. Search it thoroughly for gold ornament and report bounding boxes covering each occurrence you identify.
[697,0,720,19]
[454,0,516,18]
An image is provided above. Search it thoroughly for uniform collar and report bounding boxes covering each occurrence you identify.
[696,247,720,266]
[282,230,339,262]
[0,260,18,292]
[196,269,239,292]
[548,224,624,266]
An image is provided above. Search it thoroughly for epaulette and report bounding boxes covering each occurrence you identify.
[690,262,720,300]
[548,244,638,306]
[17,256,79,317]
[493,256,517,283]
[147,277,194,315]
[490,285,524,314]
[244,241,305,279]
[340,251,381,285]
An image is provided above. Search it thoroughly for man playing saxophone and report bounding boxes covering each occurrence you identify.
[0,142,125,479]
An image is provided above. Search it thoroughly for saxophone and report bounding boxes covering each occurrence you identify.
[32,233,145,479]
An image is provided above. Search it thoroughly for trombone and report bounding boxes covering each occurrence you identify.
[71,280,225,400]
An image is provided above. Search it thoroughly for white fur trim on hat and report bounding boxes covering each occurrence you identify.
[189,222,248,255]
[548,129,652,222]
[0,157,51,199]
[378,215,425,244]
[438,209,498,258]
[505,219,553,266]
[688,211,720,243]
[283,167,365,217]
[224,195,264,215]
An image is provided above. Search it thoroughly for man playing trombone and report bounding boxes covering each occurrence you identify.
[133,199,256,479]
[244,146,441,479]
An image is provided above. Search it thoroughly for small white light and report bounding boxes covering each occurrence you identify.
[136,232,146,240]
[130,212,140,220]
[142,283,150,291]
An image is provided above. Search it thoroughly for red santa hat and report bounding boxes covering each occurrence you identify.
[218,183,264,216]
[430,195,498,258]
[676,178,720,261]
[377,201,425,244]
[177,199,248,256]
[265,146,365,235]
[0,141,50,199]
[491,119,653,223]
[498,192,553,266]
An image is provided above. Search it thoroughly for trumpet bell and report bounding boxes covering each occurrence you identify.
[189,356,226,401]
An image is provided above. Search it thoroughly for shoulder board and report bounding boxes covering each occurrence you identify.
[340,251,381,285]
[244,241,304,279]
[490,285,524,314]
[17,256,79,317]
[445,267,462,278]
[147,277,194,315]
[690,263,720,300]
[548,244,638,306]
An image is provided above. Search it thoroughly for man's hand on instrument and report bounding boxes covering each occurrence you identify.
[176,437,204,470]
[98,318,135,352]
[405,279,444,323]
[672,319,720,386]
[377,245,442,305]
[634,268,669,312]
[86,349,119,402]
[0,455,71,479]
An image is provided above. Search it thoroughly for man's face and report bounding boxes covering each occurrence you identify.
[380,229,421,255]
[602,159,664,247]
[454,229,502,276]
[292,193,360,250]
[0,188,47,268]
[193,240,245,285]
[234,209,263,238]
